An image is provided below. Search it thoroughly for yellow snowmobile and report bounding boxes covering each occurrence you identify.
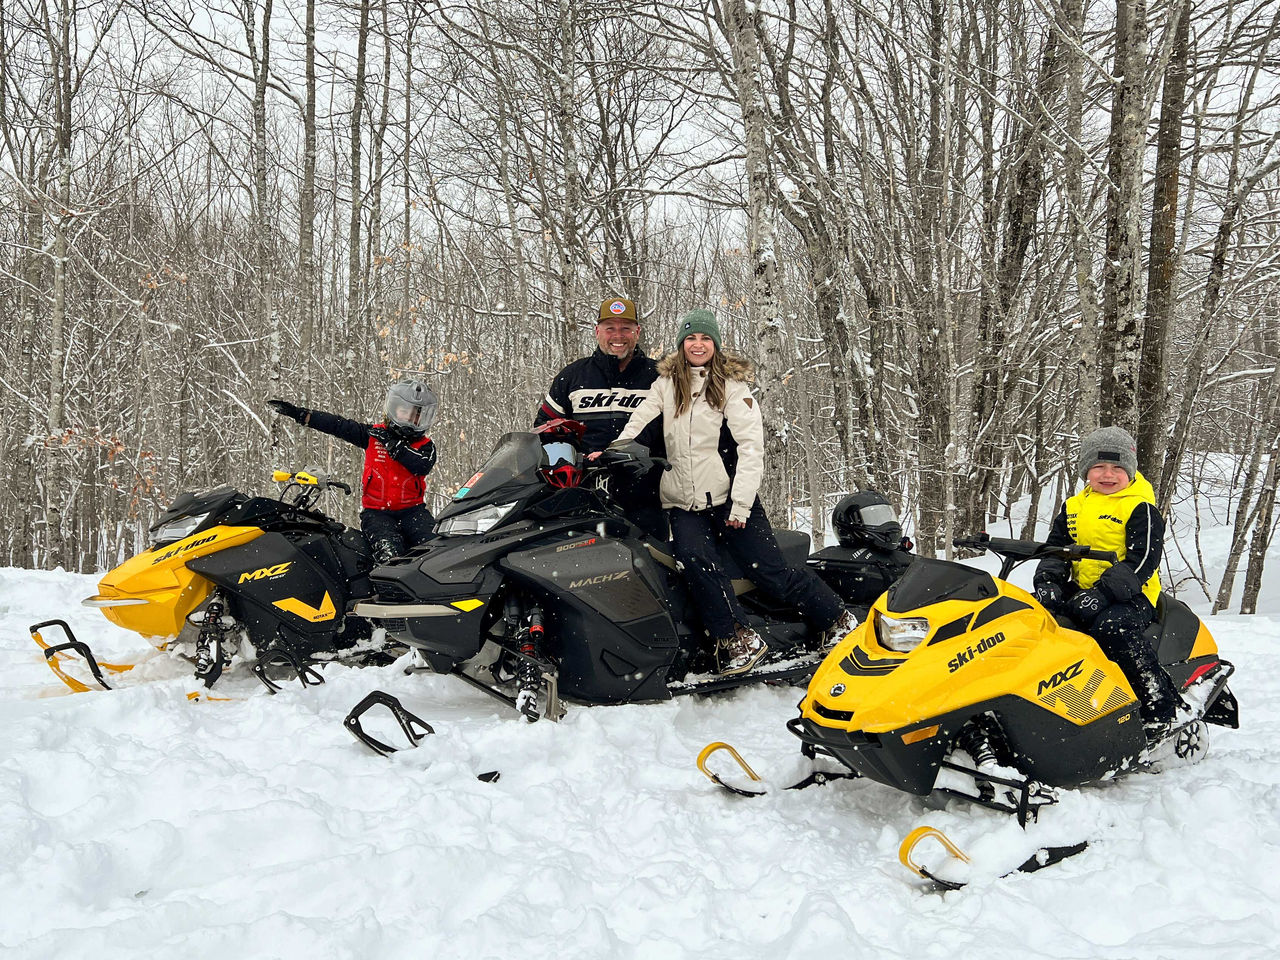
[31,470,392,693]
[788,534,1238,825]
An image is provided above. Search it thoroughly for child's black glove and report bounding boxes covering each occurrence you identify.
[1034,581,1066,612]
[267,399,305,423]
[1065,587,1106,628]
[369,426,406,458]
[1097,563,1143,603]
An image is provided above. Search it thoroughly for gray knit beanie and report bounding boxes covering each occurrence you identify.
[1077,426,1138,481]
[676,309,722,351]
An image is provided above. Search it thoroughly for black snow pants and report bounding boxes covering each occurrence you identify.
[361,503,436,564]
[668,497,843,641]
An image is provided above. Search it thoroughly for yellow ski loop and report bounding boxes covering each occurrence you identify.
[899,825,970,880]
[696,741,767,796]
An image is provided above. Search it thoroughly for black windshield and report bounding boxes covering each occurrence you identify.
[451,433,546,504]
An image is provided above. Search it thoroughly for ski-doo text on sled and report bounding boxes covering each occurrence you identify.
[345,419,910,741]
[787,533,1238,824]
[34,470,394,693]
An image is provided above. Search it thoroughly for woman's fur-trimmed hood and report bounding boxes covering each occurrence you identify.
[656,350,753,381]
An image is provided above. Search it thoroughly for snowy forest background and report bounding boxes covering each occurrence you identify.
[2,0,1279,613]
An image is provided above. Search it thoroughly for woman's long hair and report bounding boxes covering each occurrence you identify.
[671,348,728,416]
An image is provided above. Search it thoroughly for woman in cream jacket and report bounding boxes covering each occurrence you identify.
[607,309,855,675]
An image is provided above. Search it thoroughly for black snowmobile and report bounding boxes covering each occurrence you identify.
[344,420,910,742]
[34,469,393,693]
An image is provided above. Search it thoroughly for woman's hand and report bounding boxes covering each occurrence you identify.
[586,451,603,461]
[726,518,745,529]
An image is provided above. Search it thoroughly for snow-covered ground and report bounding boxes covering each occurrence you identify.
[3,486,1279,958]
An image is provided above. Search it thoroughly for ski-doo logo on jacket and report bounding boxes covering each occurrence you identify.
[569,387,650,411]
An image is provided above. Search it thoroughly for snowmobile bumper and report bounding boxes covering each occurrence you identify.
[786,715,948,796]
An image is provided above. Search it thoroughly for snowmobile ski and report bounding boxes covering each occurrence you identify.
[898,825,1088,891]
[345,689,435,756]
[671,652,825,698]
[402,647,566,723]
[343,689,501,782]
[30,619,136,693]
[696,741,860,797]
[252,649,326,694]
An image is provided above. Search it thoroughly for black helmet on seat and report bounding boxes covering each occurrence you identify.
[833,491,903,551]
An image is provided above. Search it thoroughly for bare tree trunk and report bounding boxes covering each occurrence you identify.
[725,0,785,485]
[1100,0,1149,429]
[1137,0,1190,473]
[347,0,372,366]
[1240,432,1279,614]
[298,0,318,398]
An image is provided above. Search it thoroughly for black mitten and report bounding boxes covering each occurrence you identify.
[1097,563,1143,603]
[1034,581,1066,612]
[1065,587,1106,629]
[267,399,305,423]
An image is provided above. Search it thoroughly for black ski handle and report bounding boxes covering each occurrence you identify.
[344,689,434,756]
[41,640,113,690]
[252,649,326,694]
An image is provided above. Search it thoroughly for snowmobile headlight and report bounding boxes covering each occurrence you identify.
[876,613,929,652]
[436,501,518,537]
[151,512,210,547]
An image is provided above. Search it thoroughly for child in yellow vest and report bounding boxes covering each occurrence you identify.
[1032,426,1185,739]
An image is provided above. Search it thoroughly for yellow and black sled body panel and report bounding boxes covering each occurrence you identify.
[87,524,265,640]
[795,555,1219,794]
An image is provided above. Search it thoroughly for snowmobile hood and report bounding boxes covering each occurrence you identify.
[801,574,1141,735]
[91,524,264,638]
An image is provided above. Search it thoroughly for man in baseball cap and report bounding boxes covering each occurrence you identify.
[534,297,666,538]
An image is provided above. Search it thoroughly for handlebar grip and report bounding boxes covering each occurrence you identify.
[332,481,352,494]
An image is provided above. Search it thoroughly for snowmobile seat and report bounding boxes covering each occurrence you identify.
[1146,593,1201,665]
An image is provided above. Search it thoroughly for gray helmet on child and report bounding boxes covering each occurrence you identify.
[385,380,437,436]
[833,491,903,551]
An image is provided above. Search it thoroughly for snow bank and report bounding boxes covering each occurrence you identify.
[1,566,1278,959]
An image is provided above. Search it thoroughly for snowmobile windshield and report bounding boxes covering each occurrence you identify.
[452,432,546,503]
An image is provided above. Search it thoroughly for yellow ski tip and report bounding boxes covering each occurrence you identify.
[899,825,970,879]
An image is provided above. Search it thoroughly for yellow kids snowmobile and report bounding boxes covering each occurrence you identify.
[31,470,392,693]
[699,533,1238,887]
[790,534,1237,818]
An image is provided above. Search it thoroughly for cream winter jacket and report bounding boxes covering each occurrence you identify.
[611,352,764,524]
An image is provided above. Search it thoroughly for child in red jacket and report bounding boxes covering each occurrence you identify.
[269,381,438,562]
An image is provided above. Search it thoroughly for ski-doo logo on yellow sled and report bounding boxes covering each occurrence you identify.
[239,562,292,584]
[150,533,217,564]
[947,631,1007,673]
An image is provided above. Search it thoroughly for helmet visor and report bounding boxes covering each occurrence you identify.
[857,502,898,527]
[542,441,579,468]
[385,382,438,435]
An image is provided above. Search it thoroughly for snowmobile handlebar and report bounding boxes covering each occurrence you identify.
[954,533,1117,578]
[591,443,671,474]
